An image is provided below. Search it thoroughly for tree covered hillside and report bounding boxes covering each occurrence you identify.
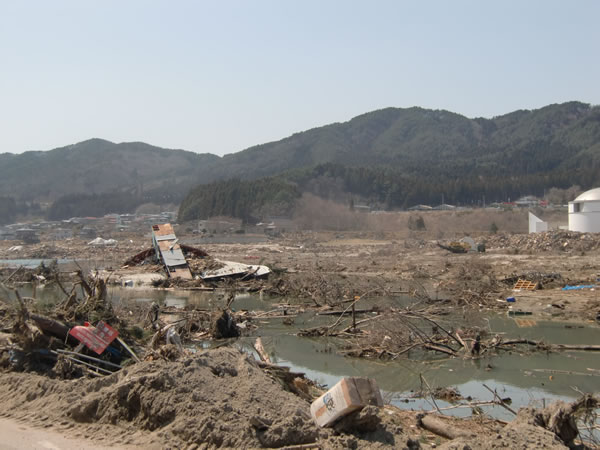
[2,101,599,220]
[209,102,600,181]
[178,178,300,223]
[0,139,220,201]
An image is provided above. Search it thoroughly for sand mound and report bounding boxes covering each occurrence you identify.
[0,347,324,448]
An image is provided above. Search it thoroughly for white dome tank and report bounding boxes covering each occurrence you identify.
[568,188,600,232]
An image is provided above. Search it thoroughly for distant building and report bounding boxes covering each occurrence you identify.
[408,204,433,211]
[160,211,177,222]
[433,204,456,211]
[515,196,540,208]
[528,212,548,234]
[568,187,600,232]
[0,228,15,240]
[80,227,97,238]
[51,228,73,240]
[353,204,371,213]
[15,228,39,244]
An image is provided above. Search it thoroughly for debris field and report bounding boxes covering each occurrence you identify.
[0,227,599,448]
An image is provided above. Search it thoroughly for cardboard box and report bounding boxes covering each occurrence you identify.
[310,377,383,427]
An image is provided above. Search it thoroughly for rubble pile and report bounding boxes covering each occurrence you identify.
[0,260,62,283]
[0,236,148,264]
[0,347,409,449]
[187,255,225,275]
[485,230,600,253]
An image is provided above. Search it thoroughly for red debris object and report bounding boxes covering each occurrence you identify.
[69,321,119,355]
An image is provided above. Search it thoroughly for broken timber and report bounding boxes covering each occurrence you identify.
[151,223,193,279]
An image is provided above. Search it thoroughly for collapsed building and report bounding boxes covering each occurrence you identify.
[151,223,192,279]
[124,223,270,282]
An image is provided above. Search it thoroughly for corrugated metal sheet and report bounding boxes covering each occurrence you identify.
[152,223,192,279]
[158,240,187,266]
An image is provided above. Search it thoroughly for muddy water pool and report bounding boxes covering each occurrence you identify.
[108,287,600,420]
[239,311,599,420]
[10,284,600,421]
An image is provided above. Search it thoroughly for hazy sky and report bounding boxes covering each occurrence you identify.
[1,1,599,156]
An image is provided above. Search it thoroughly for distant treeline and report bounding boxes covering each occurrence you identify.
[178,178,300,223]
[47,193,141,220]
[0,197,41,225]
[29,159,600,223]
[0,197,18,225]
[285,163,599,208]
[174,162,598,224]
[46,183,189,220]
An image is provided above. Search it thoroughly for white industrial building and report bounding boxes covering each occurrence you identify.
[568,188,600,232]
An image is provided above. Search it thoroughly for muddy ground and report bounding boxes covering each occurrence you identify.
[1,225,599,448]
[3,227,599,322]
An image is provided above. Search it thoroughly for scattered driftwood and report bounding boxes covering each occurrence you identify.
[29,314,71,340]
[254,337,271,363]
[517,394,600,447]
[180,244,209,259]
[123,248,155,266]
[2,271,146,378]
[418,414,473,440]
[298,289,384,337]
[317,308,376,316]
[256,360,317,402]
[553,344,600,351]
[54,349,123,370]
[117,336,141,363]
[455,331,468,352]
[488,338,600,353]
[150,323,180,350]
[75,270,93,297]
[423,343,457,357]
[52,350,117,376]
[3,266,24,284]
[483,383,517,416]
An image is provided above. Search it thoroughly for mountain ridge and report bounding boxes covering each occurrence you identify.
[1,101,599,204]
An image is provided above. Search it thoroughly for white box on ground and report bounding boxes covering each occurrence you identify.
[310,377,383,427]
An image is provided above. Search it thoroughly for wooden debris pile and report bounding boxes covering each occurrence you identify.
[516,394,600,447]
[436,259,503,307]
[486,230,600,253]
[0,272,140,378]
[300,296,600,361]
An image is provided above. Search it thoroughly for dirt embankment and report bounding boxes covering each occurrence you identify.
[0,347,411,449]
[0,346,588,450]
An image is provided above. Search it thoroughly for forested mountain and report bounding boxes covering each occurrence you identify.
[212,101,600,180]
[1,101,599,220]
[0,139,220,201]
